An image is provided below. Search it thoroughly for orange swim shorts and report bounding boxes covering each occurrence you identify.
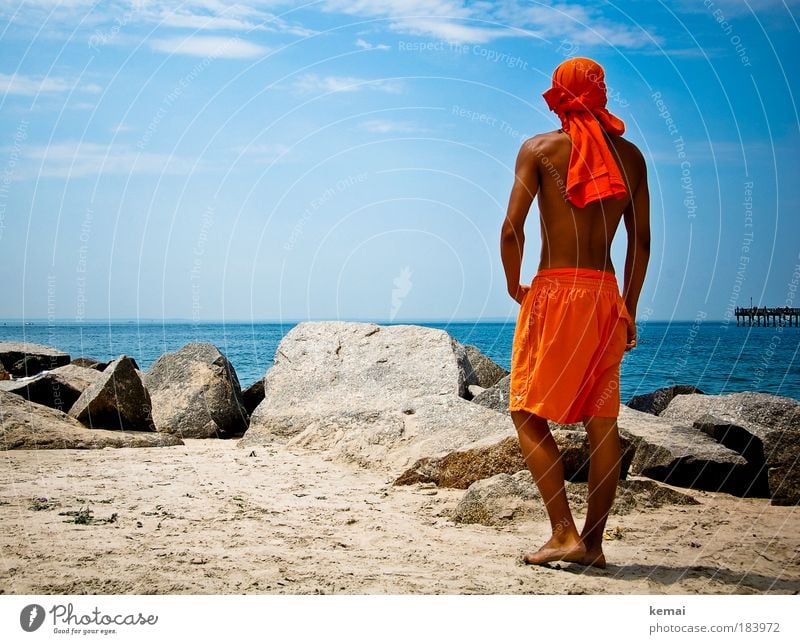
[508,267,632,424]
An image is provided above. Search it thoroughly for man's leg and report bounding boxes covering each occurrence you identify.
[511,409,586,565]
[579,415,622,568]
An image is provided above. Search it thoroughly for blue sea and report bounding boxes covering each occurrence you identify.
[1,319,798,402]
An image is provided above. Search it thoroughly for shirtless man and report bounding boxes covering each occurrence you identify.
[500,58,650,568]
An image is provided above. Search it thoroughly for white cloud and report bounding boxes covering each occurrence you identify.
[66,101,99,110]
[0,73,101,96]
[17,141,204,179]
[291,73,403,94]
[156,12,261,31]
[493,2,656,47]
[149,35,269,59]
[392,16,511,44]
[355,38,391,50]
[142,2,318,37]
[0,1,317,41]
[321,0,510,44]
[319,0,657,46]
[0,0,668,51]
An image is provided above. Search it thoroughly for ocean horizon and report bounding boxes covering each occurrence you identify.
[1,319,798,403]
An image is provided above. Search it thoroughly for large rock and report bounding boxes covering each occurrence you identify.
[68,355,156,432]
[450,470,698,526]
[286,393,515,472]
[463,345,508,390]
[0,364,100,412]
[71,357,110,371]
[471,374,510,413]
[690,414,769,496]
[626,385,704,416]
[618,405,753,495]
[144,343,249,438]
[394,428,636,488]
[0,341,70,377]
[769,467,800,507]
[467,385,486,399]
[661,391,799,434]
[51,363,101,390]
[395,434,524,488]
[0,390,183,449]
[241,379,265,415]
[548,425,637,482]
[661,392,800,505]
[451,470,542,525]
[239,322,505,470]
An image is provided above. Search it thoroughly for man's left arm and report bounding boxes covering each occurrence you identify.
[501,138,540,303]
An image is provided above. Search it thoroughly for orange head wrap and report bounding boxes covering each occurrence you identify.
[542,57,627,208]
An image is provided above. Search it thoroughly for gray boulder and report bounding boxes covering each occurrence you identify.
[0,364,100,412]
[395,434,524,488]
[547,425,637,482]
[286,392,515,472]
[662,391,799,434]
[466,384,486,399]
[451,470,698,526]
[472,374,510,414]
[394,428,636,488]
[144,343,248,438]
[451,470,542,525]
[662,392,800,505]
[463,345,508,389]
[71,357,110,371]
[239,322,506,471]
[241,378,265,415]
[0,341,70,377]
[618,405,753,495]
[626,385,704,416]
[68,355,156,431]
[0,389,182,449]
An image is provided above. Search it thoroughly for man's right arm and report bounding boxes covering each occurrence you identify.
[501,138,540,303]
[622,149,651,347]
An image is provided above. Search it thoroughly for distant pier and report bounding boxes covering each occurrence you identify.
[735,306,800,327]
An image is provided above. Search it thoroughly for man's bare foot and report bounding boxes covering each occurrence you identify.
[522,535,586,566]
[578,549,607,569]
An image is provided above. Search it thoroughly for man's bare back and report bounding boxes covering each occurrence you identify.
[532,129,646,273]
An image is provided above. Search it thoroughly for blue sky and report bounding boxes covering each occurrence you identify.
[1,0,798,323]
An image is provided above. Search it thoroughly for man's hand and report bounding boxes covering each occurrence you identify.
[625,317,637,351]
[510,284,530,305]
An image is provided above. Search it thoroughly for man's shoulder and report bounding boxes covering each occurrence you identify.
[519,131,564,157]
[609,135,645,163]
[524,131,563,146]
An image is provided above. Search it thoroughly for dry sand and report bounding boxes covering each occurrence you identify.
[1,439,798,595]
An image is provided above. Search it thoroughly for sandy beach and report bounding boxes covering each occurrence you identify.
[1,438,798,595]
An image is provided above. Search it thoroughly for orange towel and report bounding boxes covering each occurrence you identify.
[509,268,631,424]
[542,57,627,208]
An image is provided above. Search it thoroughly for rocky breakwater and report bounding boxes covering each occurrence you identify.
[238,321,639,493]
[1,340,251,449]
[238,321,520,473]
[659,391,800,505]
[0,341,71,377]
